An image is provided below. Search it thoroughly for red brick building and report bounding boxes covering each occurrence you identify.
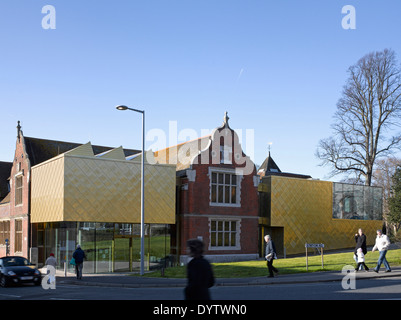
[0,122,30,257]
[155,113,260,263]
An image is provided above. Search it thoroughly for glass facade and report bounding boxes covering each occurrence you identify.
[34,222,172,273]
[333,183,383,220]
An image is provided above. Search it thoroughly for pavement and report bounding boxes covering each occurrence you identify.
[54,266,401,289]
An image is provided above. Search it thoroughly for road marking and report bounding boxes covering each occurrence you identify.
[50,298,82,300]
[56,285,82,288]
[0,293,22,298]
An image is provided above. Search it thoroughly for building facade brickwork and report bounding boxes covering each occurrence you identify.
[157,114,260,263]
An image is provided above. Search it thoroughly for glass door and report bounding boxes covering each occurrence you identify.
[113,237,131,272]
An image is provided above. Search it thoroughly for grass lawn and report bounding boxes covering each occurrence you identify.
[141,249,401,279]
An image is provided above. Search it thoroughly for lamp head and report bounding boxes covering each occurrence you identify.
[116,105,128,111]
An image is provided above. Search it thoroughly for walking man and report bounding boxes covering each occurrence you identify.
[264,235,278,278]
[185,239,215,300]
[372,230,391,273]
[73,244,86,279]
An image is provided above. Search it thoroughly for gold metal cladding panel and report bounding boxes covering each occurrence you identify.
[31,154,176,224]
[269,176,382,255]
[31,156,65,223]
[63,155,176,224]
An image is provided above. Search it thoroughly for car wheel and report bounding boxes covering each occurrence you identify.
[0,276,8,288]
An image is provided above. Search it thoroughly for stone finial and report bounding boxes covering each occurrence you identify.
[222,111,230,128]
[17,121,22,140]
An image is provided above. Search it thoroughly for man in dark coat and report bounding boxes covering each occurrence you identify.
[265,235,278,277]
[185,239,215,300]
[73,244,86,280]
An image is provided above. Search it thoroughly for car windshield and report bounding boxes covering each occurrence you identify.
[2,257,30,267]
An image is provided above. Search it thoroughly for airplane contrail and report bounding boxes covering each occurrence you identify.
[236,68,244,82]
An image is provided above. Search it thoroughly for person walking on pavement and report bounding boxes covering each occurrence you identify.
[45,253,57,284]
[372,230,391,273]
[355,248,369,272]
[185,239,215,300]
[73,244,86,280]
[354,228,367,270]
[264,235,278,278]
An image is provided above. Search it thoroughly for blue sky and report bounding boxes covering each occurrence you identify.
[1,0,400,180]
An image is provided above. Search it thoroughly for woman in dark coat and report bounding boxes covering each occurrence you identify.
[185,239,215,300]
[354,228,367,270]
[354,228,367,255]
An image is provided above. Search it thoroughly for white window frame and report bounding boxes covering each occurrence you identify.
[208,218,241,251]
[208,168,242,207]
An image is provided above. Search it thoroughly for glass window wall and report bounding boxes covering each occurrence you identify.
[35,222,172,274]
[333,183,383,220]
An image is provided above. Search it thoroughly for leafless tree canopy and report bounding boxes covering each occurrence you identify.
[373,157,401,231]
[316,49,401,185]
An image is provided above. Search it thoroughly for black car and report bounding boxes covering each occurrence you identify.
[0,256,42,287]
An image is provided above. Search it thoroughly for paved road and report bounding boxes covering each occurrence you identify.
[1,276,400,300]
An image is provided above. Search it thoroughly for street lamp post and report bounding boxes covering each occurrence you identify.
[116,105,145,276]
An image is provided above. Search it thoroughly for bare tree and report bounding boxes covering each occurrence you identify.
[388,166,401,236]
[373,157,401,233]
[316,49,401,185]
